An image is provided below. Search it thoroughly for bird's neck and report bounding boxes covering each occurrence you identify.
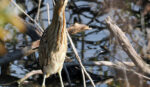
[49,5,66,44]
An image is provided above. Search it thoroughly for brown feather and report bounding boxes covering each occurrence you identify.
[38,0,68,78]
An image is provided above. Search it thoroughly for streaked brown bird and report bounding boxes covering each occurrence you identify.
[38,0,68,87]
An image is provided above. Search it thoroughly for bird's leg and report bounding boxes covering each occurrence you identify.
[42,74,47,87]
[58,70,64,87]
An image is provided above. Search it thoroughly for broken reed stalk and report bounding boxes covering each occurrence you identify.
[66,31,96,87]
[105,16,150,75]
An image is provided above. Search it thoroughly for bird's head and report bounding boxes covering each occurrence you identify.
[53,0,68,17]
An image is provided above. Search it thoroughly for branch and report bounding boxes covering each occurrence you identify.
[65,61,135,68]
[18,70,42,84]
[105,16,150,75]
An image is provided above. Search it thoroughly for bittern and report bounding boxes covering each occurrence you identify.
[38,0,68,87]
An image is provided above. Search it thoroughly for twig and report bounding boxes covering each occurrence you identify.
[52,0,56,6]
[63,64,72,87]
[66,31,96,87]
[81,69,86,87]
[140,9,145,30]
[46,3,50,25]
[117,56,130,87]
[36,0,42,21]
[11,0,44,32]
[121,63,130,87]
[94,78,113,86]
[65,61,134,68]
[17,70,42,84]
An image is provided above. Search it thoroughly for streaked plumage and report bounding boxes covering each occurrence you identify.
[38,0,68,87]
